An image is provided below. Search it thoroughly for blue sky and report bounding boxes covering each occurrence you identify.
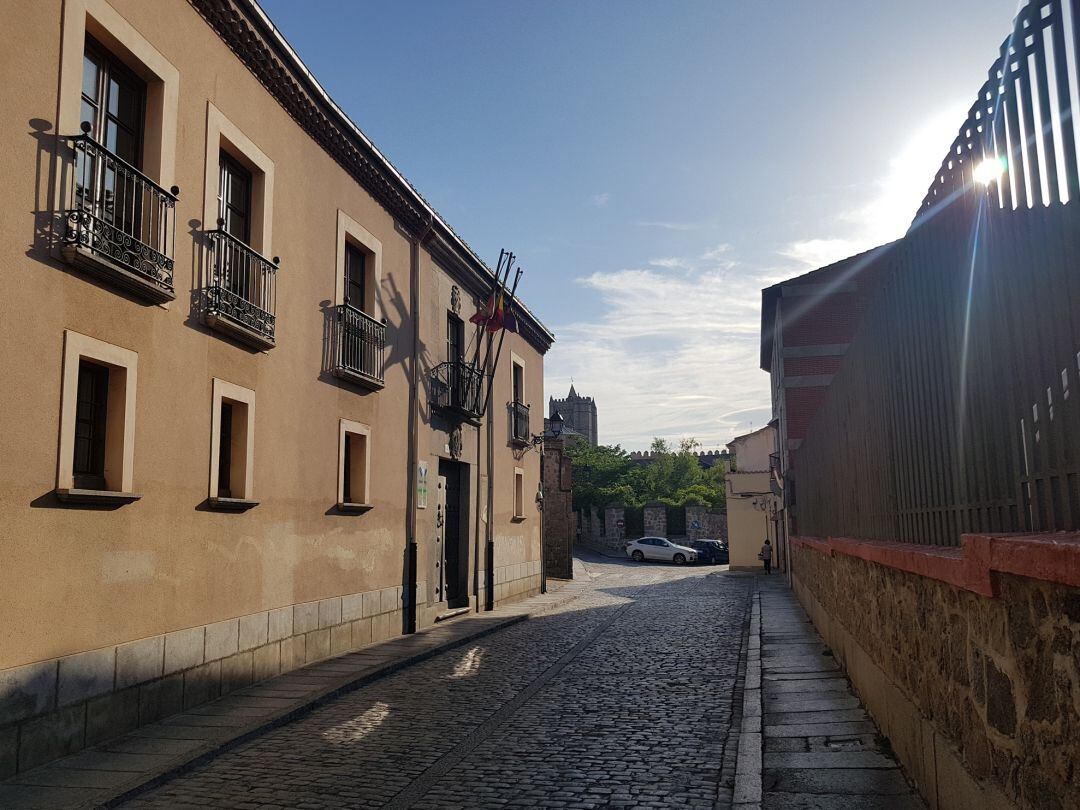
[260,0,1018,449]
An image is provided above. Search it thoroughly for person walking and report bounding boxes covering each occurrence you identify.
[760,538,773,574]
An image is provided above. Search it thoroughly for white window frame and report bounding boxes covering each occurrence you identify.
[58,0,180,188]
[513,466,525,520]
[335,210,382,317]
[208,378,256,508]
[57,330,139,502]
[337,419,373,512]
[202,102,275,256]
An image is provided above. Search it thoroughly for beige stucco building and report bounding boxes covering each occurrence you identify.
[724,425,780,571]
[0,0,552,775]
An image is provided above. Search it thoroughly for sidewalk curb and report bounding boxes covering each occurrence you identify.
[67,585,589,809]
[733,581,762,808]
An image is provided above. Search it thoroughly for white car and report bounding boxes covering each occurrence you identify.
[625,536,698,565]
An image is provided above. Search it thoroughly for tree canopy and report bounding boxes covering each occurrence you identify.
[564,437,726,514]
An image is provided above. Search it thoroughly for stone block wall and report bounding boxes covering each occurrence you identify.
[686,506,727,540]
[591,504,624,551]
[708,511,728,541]
[542,439,574,579]
[478,560,543,607]
[791,540,1080,810]
[0,584,410,778]
[643,503,666,537]
[576,506,603,546]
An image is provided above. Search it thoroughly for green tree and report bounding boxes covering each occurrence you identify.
[563,441,644,513]
[565,436,726,513]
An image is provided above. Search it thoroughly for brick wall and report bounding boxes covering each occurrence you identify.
[791,541,1080,809]
[782,294,866,346]
[784,386,829,441]
[782,355,844,377]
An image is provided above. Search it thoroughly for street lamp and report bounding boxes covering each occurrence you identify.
[548,410,564,439]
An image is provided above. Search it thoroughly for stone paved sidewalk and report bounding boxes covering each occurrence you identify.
[755,575,925,809]
[0,581,590,810]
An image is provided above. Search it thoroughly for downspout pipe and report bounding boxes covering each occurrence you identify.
[405,214,434,634]
[539,441,547,594]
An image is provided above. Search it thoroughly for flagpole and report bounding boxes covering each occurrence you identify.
[474,253,513,413]
[481,266,523,417]
[469,250,502,369]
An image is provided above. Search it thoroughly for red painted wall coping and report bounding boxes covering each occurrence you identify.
[791,533,1080,597]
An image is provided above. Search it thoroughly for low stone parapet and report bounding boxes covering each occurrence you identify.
[789,532,1080,809]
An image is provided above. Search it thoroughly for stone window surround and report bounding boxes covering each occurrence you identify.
[56,330,138,500]
[337,418,372,511]
[208,378,256,509]
[202,102,275,256]
[513,466,525,520]
[510,351,525,398]
[335,210,382,318]
[57,0,180,192]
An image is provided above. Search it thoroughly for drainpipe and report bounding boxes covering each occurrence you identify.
[484,345,495,611]
[405,215,434,634]
[539,440,547,594]
[474,419,482,612]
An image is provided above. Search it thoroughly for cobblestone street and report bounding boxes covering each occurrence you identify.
[121,555,751,809]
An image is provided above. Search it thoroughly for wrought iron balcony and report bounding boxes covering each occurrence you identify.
[204,227,278,350]
[509,400,531,446]
[431,360,485,421]
[62,125,178,303]
[332,303,386,389]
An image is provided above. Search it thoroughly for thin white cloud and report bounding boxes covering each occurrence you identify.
[700,243,732,261]
[546,248,775,450]
[590,192,611,207]
[778,238,864,269]
[635,220,698,231]
[648,257,689,270]
[547,109,969,451]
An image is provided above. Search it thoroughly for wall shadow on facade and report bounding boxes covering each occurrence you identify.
[28,490,127,511]
[27,118,59,262]
[183,219,210,332]
[27,120,165,309]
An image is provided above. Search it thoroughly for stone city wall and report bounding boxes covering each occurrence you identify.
[790,535,1080,810]
[643,503,666,537]
[685,505,727,541]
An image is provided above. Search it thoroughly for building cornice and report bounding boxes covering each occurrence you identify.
[187,0,554,353]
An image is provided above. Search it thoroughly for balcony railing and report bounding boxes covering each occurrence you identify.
[62,125,178,302]
[332,303,386,388]
[509,400,530,445]
[204,227,278,350]
[431,360,485,421]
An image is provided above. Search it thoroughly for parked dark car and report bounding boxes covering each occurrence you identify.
[687,539,729,565]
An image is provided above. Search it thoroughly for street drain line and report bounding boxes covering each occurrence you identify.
[381,581,656,809]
